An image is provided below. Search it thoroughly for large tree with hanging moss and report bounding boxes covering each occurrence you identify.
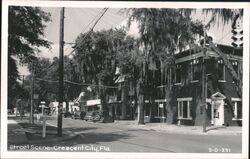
[8,6,51,102]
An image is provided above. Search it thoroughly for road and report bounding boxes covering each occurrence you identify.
[42,117,242,153]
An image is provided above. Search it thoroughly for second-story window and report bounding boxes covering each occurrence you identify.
[232,60,239,77]
[175,65,181,83]
[190,59,200,81]
[218,59,225,81]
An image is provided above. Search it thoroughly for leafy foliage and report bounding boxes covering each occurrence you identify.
[126,8,203,124]
[202,9,243,27]
[127,9,200,60]
[8,6,51,101]
[73,28,139,112]
[74,28,129,86]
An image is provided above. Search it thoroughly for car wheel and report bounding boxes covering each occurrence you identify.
[100,117,104,123]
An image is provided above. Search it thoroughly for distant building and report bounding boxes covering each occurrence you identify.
[49,101,78,115]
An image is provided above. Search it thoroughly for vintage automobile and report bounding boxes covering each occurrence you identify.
[91,110,114,123]
[83,111,94,121]
[72,111,86,120]
[63,112,72,118]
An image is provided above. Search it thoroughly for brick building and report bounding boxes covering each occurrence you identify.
[115,44,242,126]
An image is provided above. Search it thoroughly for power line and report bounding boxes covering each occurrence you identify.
[67,8,109,57]
[87,9,115,27]
[36,77,59,83]
[35,77,118,89]
[66,8,108,45]
[64,80,118,89]
[79,8,105,34]
[41,8,109,72]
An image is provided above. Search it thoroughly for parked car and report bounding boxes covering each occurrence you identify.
[83,111,94,121]
[63,112,72,118]
[92,110,104,122]
[72,111,86,120]
[92,110,114,123]
[8,108,14,115]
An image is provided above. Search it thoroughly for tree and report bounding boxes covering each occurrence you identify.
[126,8,203,124]
[116,36,141,120]
[23,57,58,110]
[74,28,139,119]
[63,56,83,112]
[8,6,51,101]
[74,28,129,116]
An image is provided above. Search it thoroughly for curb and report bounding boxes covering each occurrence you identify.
[147,128,242,136]
[113,122,242,136]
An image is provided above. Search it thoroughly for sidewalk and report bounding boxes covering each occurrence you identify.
[113,120,242,136]
[8,120,28,144]
[8,116,77,146]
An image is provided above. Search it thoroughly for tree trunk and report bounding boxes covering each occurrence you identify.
[98,79,109,120]
[165,89,173,124]
[66,100,69,113]
[148,84,156,122]
[165,68,173,124]
[121,77,129,120]
[133,76,138,120]
[209,42,242,97]
[137,77,145,125]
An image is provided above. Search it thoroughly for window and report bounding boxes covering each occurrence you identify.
[232,98,242,120]
[145,103,150,116]
[177,98,192,119]
[232,60,239,77]
[218,59,225,81]
[155,99,167,117]
[156,86,166,99]
[175,65,182,83]
[190,59,200,81]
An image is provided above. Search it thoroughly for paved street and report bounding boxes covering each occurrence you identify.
[40,117,242,153]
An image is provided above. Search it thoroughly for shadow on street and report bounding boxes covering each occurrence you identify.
[48,132,132,146]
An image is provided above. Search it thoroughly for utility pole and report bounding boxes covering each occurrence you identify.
[30,63,34,124]
[57,7,64,137]
[202,25,207,133]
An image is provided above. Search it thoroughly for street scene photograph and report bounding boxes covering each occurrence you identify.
[1,1,249,159]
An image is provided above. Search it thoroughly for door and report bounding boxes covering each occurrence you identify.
[211,99,225,126]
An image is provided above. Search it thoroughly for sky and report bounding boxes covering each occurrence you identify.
[18,8,236,75]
